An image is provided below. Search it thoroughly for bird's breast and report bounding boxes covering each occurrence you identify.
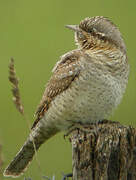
[42,57,128,130]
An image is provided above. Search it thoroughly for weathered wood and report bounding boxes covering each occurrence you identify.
[70,121,136,180]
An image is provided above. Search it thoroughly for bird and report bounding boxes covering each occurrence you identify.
[3,16,129,177]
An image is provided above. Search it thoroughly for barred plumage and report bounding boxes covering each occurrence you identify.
[4,16,129,177]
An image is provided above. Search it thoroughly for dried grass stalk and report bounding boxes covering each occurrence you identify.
[8,58,24,115]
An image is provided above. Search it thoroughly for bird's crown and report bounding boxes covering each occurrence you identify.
[66,16,126,52]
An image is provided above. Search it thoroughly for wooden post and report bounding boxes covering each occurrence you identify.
[70,121,136,180]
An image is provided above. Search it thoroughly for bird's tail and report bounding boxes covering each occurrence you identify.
[3,122,58,178]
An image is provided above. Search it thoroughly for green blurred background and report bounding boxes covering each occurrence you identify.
[0,0,136,179]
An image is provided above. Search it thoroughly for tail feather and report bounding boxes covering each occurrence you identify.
[3,123,58,177]
[3,140,36,177]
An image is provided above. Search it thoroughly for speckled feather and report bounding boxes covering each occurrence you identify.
[32,50,81,129]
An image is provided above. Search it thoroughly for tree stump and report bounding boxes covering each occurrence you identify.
[70,121,136,180]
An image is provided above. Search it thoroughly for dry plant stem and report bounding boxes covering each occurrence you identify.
[70,121,136,180]
[8,58,24,115]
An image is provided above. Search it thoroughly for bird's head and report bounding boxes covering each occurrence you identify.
[66,16,126,54]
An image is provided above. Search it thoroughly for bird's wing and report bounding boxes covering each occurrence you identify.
[31,50,82,129]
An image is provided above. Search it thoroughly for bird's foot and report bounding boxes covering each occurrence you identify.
[96,119,120,125]
[64,120,119,138]
[64,122,92,138]
[64,122,84,138]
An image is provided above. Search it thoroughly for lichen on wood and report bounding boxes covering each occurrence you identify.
[70,121,136,180]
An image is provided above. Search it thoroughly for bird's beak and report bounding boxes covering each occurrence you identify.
[65,25,80,32]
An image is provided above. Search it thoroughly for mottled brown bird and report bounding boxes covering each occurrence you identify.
[3,16,129,177]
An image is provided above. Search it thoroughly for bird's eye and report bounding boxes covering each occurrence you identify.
[88,28,93,33]
[88,27,96,34]
[77,32,85,39]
